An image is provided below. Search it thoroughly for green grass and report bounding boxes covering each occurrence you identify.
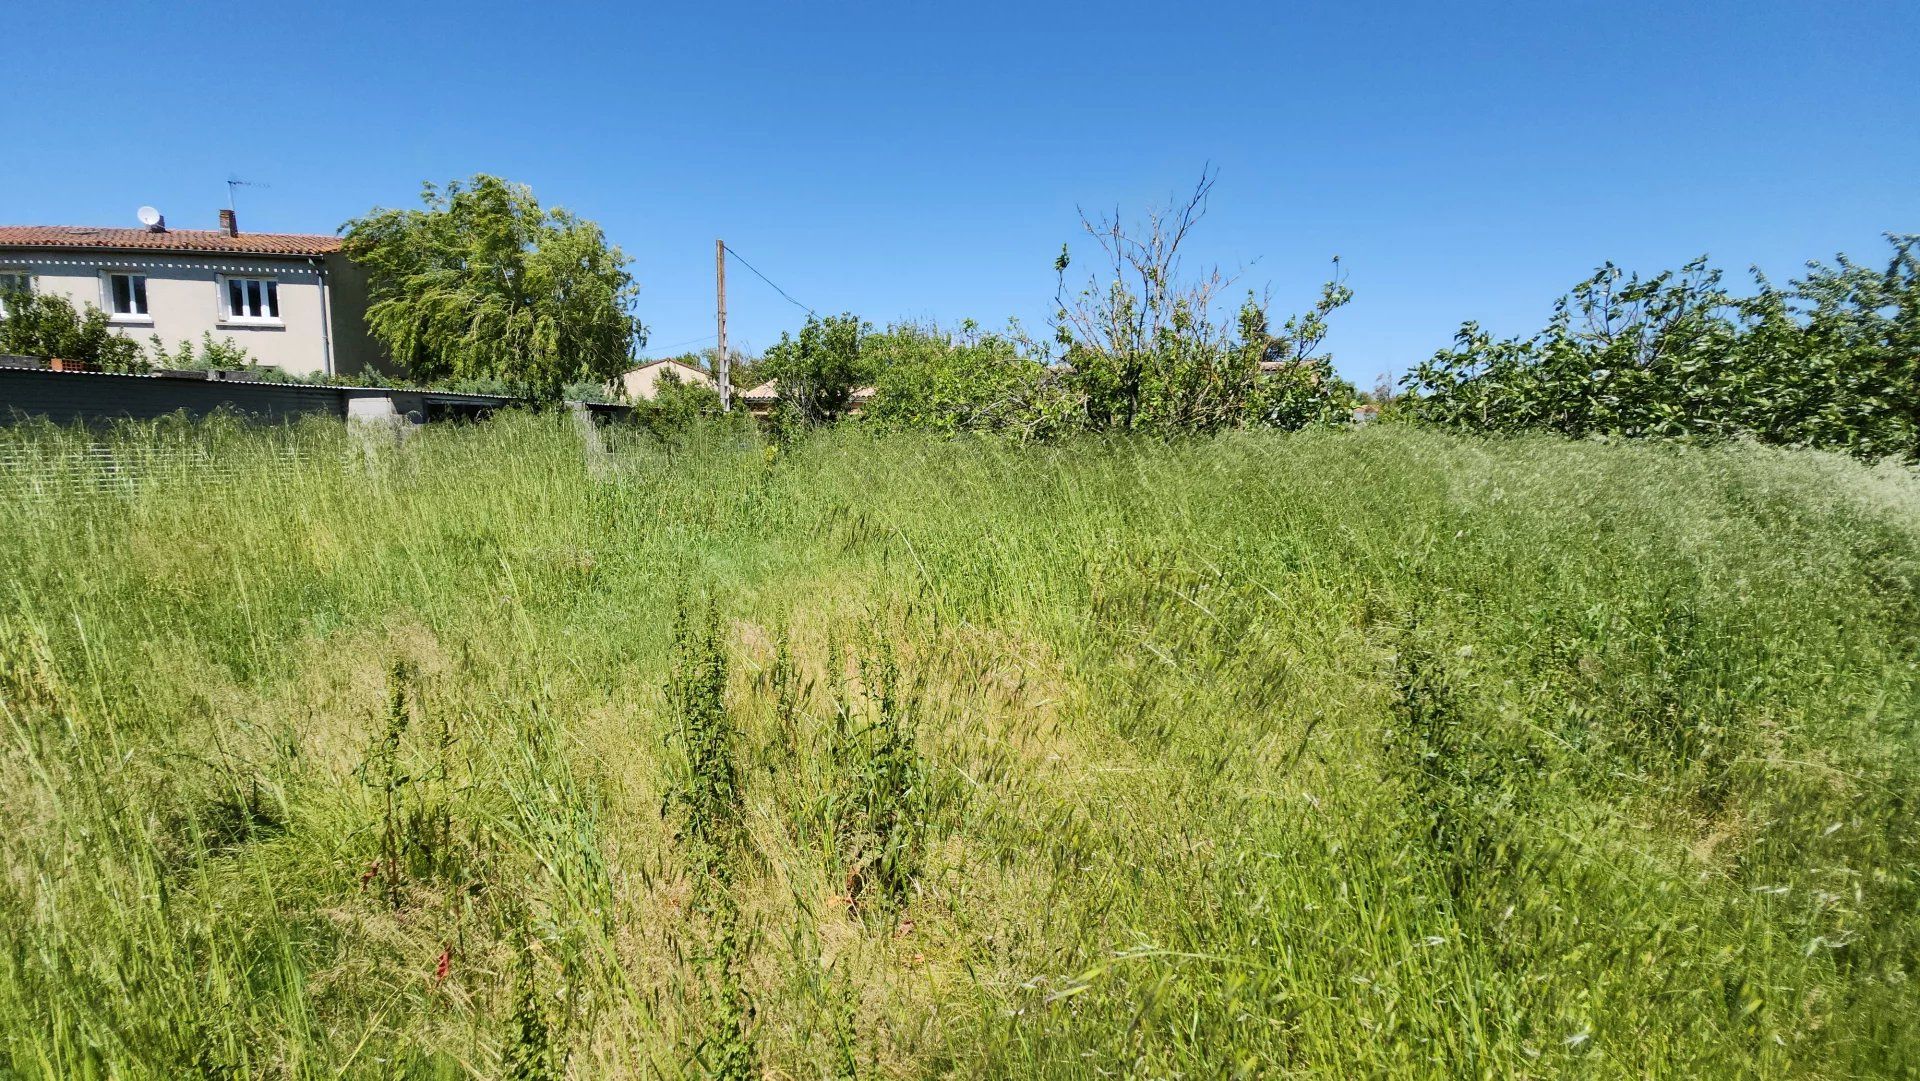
[0,415,1915,1078]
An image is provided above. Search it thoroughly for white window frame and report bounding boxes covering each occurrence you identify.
[217,274,283,326]
[100,271,152,323]
[0,269,30,318]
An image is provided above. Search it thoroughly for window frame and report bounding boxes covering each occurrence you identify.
[100,271,151,323]
[0,269,30,318]
[217,273,283,326]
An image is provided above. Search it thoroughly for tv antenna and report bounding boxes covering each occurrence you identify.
[226,176,270,213]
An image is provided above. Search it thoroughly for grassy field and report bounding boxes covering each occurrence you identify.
[0,415,1915,1078]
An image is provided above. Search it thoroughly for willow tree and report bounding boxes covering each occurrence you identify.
[341,175,645,399]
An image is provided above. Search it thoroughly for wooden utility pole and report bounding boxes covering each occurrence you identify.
[715,238,731,411]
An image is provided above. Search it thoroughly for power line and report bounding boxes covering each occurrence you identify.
[652,332,718,353]
[722,244,815,316]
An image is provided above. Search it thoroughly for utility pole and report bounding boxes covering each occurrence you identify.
[715,238,731,411]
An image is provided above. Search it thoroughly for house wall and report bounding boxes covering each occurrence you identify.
[616,360,714,401]
[322,252,390,378]
[0,249,341,376]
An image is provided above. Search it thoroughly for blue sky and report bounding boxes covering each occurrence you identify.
[6,0,1916,383]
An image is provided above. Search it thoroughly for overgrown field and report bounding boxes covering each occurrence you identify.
[1,417,1916,1078]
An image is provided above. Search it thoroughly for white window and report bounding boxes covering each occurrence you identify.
[105,272,149,319]
[0,270,29,317]
[220,275,280,324]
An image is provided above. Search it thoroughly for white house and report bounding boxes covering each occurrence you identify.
[0,210,383,378]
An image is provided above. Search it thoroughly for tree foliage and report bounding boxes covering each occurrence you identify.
[761,177,1358,442]
[630,367,732,439]
[1050,171,1356,435]
[862,322,1076,437]
[144,332,255,372]
[1406,235,1920,459]
[341,175,645,400]
[0,290,145,371]
[760,313,870,428]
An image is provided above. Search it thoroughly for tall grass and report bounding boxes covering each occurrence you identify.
[0,414,1914,1077]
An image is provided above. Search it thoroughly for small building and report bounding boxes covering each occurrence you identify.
[0,210,384,379]
[612,358,715,401]
[739,379,875,419]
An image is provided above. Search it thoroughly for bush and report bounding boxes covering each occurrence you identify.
[1405,234,1920,459]
[0,291,146,371]
[861,322,1076,438]
[629,367,731,439]
[1049,173,1357,436]
[761,313,870,429]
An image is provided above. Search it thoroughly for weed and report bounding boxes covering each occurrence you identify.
[662,597,759,1078]
[811,628,933,919]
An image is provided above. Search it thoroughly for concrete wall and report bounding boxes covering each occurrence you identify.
[0,248,343,376]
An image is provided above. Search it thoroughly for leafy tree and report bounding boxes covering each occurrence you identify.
[1241,283,1359,430]
[760,313,870,427]
[631,367,728,438]
[1746,237,1920,458]
[341,175,646,401]
[663,347,766,396]
[1051,171,1355,435]
[0,290,145,371]
[1405,235,1920,459]
[863,321,1075,438]
[1410,258,1740,439]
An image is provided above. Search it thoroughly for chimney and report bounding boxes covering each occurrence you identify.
[218,209,238,237]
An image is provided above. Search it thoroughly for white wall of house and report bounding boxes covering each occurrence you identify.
[0,250,336,376]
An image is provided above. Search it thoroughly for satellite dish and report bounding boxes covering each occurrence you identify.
[136,206,162,227]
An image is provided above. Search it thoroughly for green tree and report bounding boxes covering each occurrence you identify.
[341,175,646,400]
[1404,235,1920,459]
[862,321,1075,438]
[663,347,766,394]
[760,313,870,427]
[631,367,730,439]
[1052,171,1355,435]
[0,290,145,372]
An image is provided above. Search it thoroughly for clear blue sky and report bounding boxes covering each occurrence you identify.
[7,0,1916,383]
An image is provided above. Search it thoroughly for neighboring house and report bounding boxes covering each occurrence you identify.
[0,210,384,378]
[612,358,715,400]
[739,378,875,419]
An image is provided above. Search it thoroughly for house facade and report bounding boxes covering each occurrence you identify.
[612,357,715,401]
[0,212,383,378]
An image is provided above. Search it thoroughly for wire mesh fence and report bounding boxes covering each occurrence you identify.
[0,442,311,500]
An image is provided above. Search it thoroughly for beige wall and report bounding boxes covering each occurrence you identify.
[0,249,339,376]
[615,360,715,400]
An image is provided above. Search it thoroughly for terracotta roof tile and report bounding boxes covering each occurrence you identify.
[740,379,874,402]
[0,225,341,257]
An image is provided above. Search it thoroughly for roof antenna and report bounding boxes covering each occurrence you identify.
[226,176,270,214]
